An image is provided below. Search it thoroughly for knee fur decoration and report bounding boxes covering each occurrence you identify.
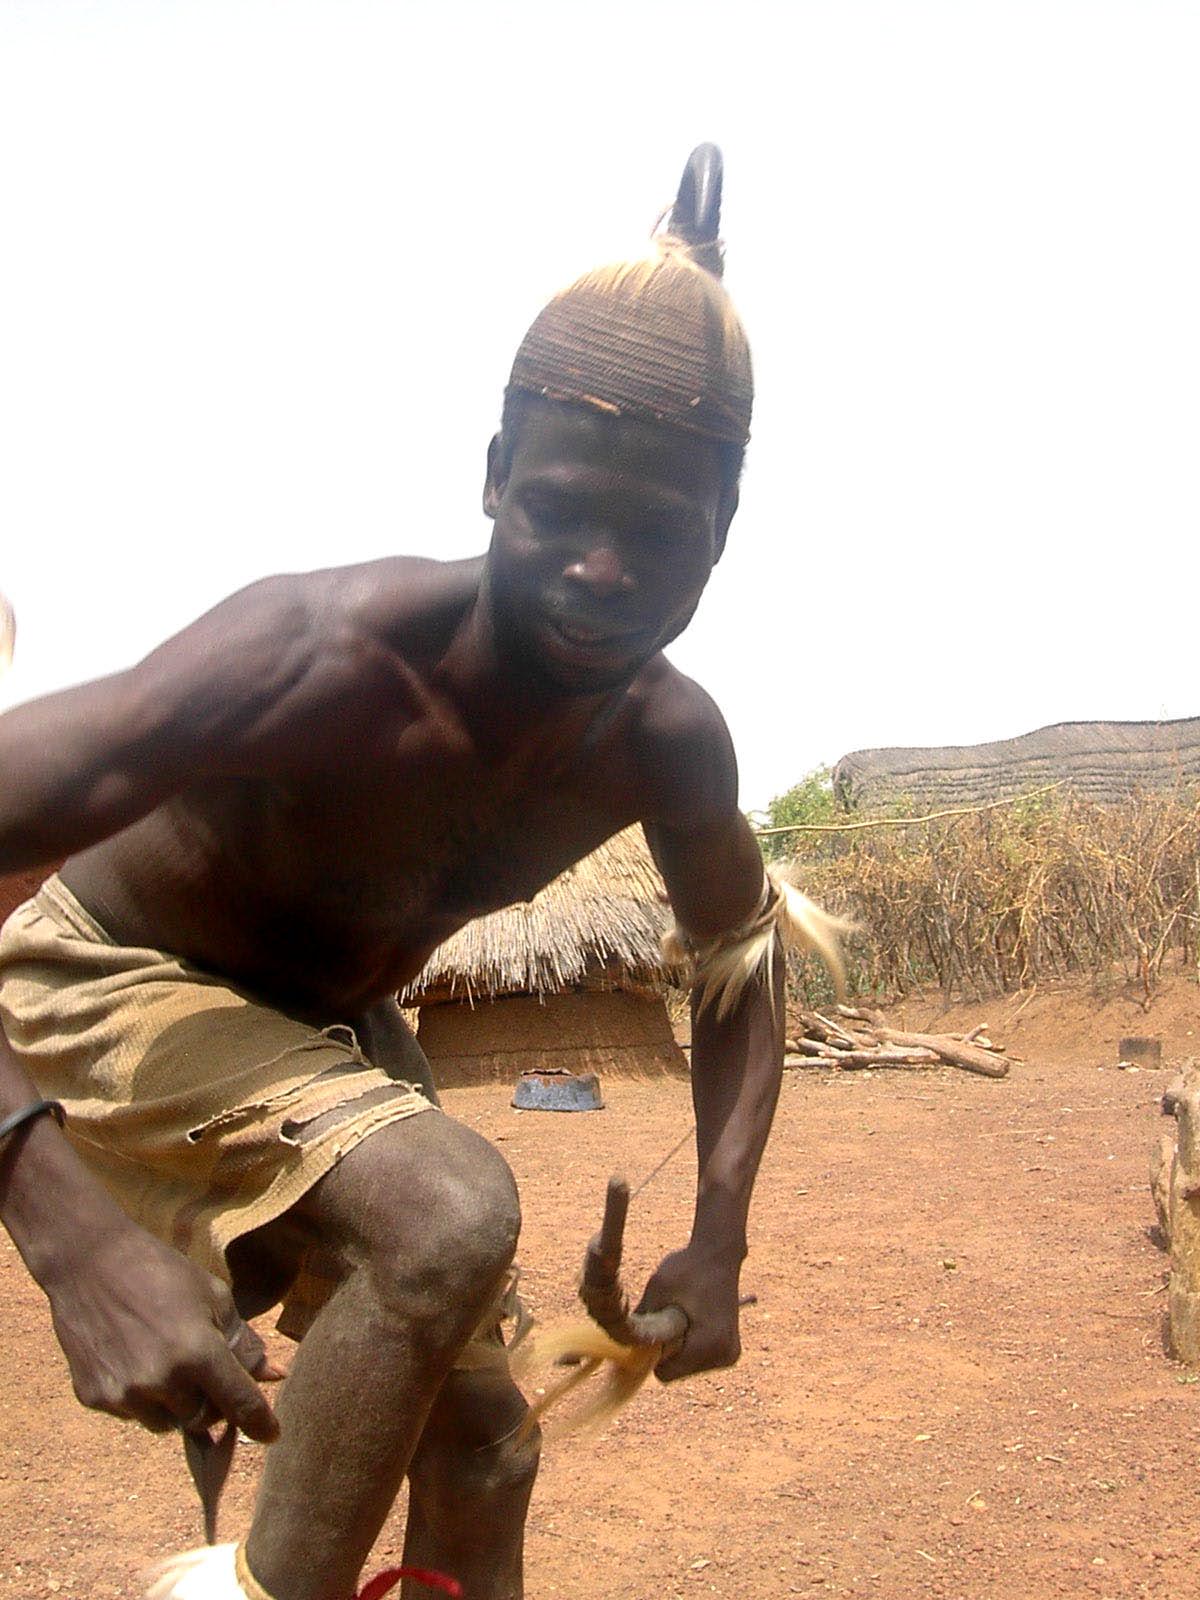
[662,868,853,1019]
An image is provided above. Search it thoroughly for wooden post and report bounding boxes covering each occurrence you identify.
[1160,1073,1200,1365]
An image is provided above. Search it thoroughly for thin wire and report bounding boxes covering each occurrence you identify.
[753,781,1065,837]
[630,1122,696,1199]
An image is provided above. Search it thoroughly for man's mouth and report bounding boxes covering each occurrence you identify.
[537,609,652,663]
[553,619,620,645]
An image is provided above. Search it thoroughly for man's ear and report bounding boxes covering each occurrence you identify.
[713,483,739,564]
[483,433,507,520]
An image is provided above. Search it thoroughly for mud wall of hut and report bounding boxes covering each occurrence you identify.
[417,988,687,1088]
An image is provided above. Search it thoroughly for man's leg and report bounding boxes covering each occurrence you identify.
[242,1110,521,1600]
[400,1367,540,1600]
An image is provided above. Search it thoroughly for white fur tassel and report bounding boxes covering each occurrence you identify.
[664,869,853,1020]
[773,875,853,1000]
[145,1543,269,1600]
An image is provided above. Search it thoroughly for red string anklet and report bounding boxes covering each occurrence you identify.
[354,1567,463,1599]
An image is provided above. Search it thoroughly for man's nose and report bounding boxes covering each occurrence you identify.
[563,541,637,597]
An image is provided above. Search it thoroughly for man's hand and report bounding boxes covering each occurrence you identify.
[43,1222,281,1439]
[636,1242,743,1383]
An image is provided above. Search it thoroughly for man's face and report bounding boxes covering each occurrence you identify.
[484,399,735,693]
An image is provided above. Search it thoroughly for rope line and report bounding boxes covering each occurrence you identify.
[753,782,1065,838]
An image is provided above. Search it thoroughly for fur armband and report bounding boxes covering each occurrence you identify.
[663,869,852,1019]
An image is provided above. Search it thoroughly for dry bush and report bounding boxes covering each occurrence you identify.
[781,788,1200,1003]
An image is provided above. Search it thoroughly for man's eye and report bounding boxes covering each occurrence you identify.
[523,494,571,526]
[642,523,690,548]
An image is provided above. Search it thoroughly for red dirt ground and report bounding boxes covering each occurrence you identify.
[3,974,1200,1599]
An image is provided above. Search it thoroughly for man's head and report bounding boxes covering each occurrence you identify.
[483,145,753,693]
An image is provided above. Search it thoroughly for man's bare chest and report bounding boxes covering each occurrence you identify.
[210,699,644,982]
[80,674,652,1008]
[265,752,635,921]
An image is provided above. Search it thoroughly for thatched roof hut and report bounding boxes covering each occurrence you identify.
[402,826,688,1088]
[833,716,1200,812]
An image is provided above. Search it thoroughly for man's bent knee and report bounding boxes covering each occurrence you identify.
[400,1130,521,1304]
[311,1113,521,1324]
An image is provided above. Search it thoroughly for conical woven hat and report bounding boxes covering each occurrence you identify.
[506,146,753,446]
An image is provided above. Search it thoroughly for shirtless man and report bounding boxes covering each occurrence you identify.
[0,148,834,1600]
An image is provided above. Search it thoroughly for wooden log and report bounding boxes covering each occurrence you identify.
[811,1010,865,1048]
[785,1039,940,1069]
[879,1026,1008,1078]
[797,1011,846,1045]
[820,1048,941,1069]
[836,1008,1009,1078]
[1161,1073,1200,1364]
[789,1038,840,1058]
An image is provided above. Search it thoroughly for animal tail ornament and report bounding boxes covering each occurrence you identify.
[512,1178,687,1442]
[511,1320,662,1441]
[145,1543,462,1599]
[662,867,855,1020]
[516,871,854,1441]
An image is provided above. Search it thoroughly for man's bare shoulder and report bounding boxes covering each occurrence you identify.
[123,555,483,764]
[310,554,482,655]
[630,656,738,830]
[162,554,480,656]
[223,554,481,687]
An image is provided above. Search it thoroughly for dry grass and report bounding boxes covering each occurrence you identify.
[781,787,1200,1003]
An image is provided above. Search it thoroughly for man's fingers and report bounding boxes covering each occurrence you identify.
[194,1335,280,1443]
[172,1398,219,1433]
[209,1275,271,1370]
[220,1305,286,1384]
[127,1401,188,1434]
[96,1390,181,1433]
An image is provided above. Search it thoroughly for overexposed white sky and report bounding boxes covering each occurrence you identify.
[1,1,1196,812]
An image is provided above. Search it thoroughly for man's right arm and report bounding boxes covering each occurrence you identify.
[0,575,325,1433]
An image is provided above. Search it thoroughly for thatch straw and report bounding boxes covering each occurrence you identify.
[401,826,674,1003]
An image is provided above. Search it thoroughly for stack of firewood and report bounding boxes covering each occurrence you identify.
[784,1005,1014,1079]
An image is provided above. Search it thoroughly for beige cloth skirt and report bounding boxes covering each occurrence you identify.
[0,876,435,1300]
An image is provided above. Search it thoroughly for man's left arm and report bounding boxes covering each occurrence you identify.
[639,805,784,1382]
